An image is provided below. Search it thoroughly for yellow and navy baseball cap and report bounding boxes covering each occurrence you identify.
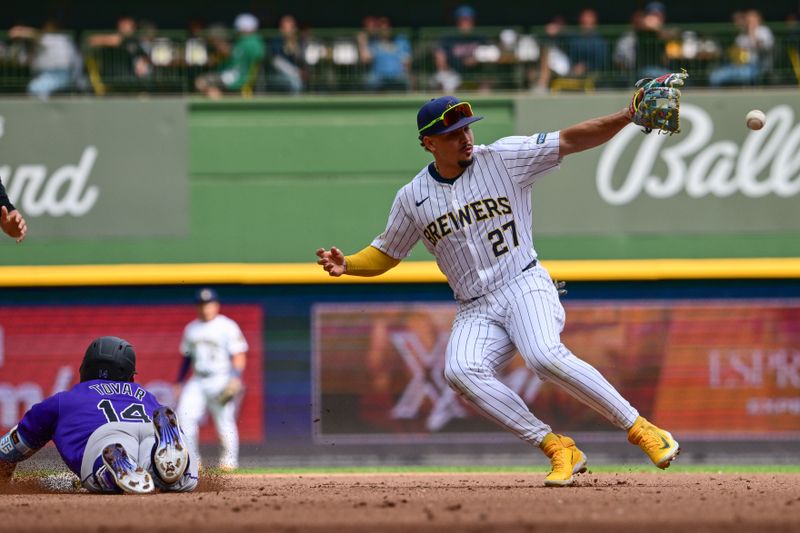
[417,96,483,139]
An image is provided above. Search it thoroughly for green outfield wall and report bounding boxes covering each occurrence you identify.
[0,92,798,267]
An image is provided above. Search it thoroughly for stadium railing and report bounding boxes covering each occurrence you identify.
[0,23,798,96]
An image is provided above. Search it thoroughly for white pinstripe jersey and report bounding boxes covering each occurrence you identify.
[180,315,248,376]
[372,132,561,301]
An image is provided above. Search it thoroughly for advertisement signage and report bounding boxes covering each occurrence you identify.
[523,93,800,235]
[0,304,263,443]
[313,301,800,441]
[0,100,187,239]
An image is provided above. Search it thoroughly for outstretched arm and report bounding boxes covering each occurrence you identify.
[558,108,633,158]
[88,33,123,47]
[8,26,39,40]
[316,245,400,277]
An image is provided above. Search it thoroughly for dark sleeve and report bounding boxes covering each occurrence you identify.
[270,37,282,57]
[16,395,59,450]
[0,178,14,211]
[176,356,192,383]
[123,37,148,60]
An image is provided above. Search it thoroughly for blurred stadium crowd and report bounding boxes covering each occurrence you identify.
[3,2,800,98]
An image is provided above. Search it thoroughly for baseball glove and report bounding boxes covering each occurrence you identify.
[629,70,688,135]
[553,280,567,297]
[217,376,243,405]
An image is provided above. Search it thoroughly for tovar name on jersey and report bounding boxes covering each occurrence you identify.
[423,196,513,247]
[88,382,146,401]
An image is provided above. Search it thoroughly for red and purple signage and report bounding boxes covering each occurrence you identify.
[0,304,263,443]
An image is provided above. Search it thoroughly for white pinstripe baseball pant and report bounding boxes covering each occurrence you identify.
[444,263,639,446]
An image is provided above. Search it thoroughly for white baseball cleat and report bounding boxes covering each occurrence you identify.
[151,406,189,485]
[102,443,154,494]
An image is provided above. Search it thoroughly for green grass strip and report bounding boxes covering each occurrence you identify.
[233,464,800,475]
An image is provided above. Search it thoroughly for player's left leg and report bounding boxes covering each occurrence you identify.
[503,265,680,468]
[445,312,550,444]
[177,378,207,469]
[208,396,239,470]
[134,408,199,492]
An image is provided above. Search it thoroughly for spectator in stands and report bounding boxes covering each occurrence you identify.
[361,16,380,43]
[196,13,266,99]
[613,10,642,72]
[88,16,152,88]
[357,16,411,92]
[530,10,609,93]
[789,11,800,41]
[568,9,609,78]
[204,23,233,67]
[137,20,160,59]
[634,1,671,79]
[185,19,209,58]
[9,19,83,99]
[787,11,800,84]
[269,15,305,94]
[433,4,489,92]
[709,9,774,86]
[183,19,213,89]
[528,16,570,92]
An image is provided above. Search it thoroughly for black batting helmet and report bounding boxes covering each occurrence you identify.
[79,336,137,382]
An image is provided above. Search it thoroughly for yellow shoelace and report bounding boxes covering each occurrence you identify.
[638,425,666,450]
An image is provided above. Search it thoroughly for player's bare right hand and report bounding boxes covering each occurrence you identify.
[1,206,27,243]
[316,247,346,277]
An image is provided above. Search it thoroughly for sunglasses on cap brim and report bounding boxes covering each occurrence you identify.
[418,102,474,134]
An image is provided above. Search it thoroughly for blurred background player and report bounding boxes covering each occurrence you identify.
[0,178,27,242]
[0,336,196,494]
[176,287,248,470]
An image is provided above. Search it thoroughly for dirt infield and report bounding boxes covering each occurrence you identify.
[1,472,799,532]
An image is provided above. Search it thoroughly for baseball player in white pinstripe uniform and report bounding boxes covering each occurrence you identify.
[176,288,248,471]
[316,96,680,486]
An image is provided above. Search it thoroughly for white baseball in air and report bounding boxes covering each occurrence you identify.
[745,109,766,130]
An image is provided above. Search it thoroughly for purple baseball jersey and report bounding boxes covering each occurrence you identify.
[16,380,163,475]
